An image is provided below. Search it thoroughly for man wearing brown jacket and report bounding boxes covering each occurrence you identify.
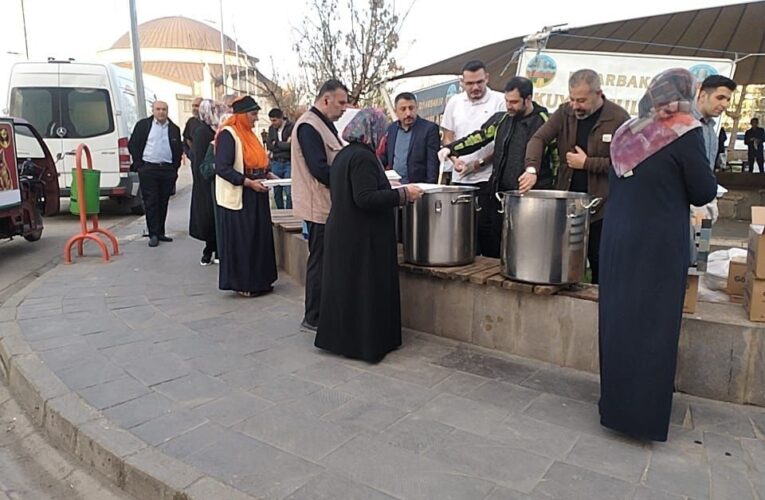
[525,69,629,284]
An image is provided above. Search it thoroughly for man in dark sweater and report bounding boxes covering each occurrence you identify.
[440,77,555,258]
[128,100,182,247]
[182,97,202,163]
[291,80,348,331]
[266,108,294,209]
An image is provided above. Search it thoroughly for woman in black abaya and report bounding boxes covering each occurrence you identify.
[315,109,423,363]
[599,69,717,441]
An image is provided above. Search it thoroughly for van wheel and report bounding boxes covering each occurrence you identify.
[24,210,43,242]
[119,193,144,215]
[130,201,145,215]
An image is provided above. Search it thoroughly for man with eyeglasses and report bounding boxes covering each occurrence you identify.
[440,60,506,256]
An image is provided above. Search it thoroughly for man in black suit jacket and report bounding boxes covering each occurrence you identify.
[128,100,182,247]
[379,92,440,184]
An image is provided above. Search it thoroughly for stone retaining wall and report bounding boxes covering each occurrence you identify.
[273,225,765,407]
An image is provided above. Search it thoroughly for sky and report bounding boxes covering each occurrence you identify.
[0,0,753,91]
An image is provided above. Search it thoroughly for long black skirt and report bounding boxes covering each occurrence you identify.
[217,189,277,293]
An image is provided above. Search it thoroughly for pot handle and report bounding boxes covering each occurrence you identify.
[583,197,602,213]
[451,194,473,205]
[495,192,505,214]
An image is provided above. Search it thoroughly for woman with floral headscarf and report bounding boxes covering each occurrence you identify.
[190,99,226,265]
[314,108,423,363]
[598,69,717,441]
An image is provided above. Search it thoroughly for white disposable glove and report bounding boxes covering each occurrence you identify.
[437,147,451,163]
[691,199,719,225]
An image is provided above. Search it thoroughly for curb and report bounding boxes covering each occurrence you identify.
[0,248,258,500]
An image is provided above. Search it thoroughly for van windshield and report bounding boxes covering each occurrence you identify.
[9,87,114,139]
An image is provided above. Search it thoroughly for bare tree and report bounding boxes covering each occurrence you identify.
[294,0,410,105]
[253,59,312,120]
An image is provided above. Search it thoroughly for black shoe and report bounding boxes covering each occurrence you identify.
[300,320,318,332]
[158,235,173,242]
[148,235,159,247]
[200,252,213,266]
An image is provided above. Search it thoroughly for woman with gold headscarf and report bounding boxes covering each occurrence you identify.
[214,96,277,297]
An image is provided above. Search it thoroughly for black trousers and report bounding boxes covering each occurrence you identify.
[589,219,603,285]
[748,149,764,173]
[454,181,500,258]
[304,222,325,325]
[485,194,503,259]
[138,164,177,237]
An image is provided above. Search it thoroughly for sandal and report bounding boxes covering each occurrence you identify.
[236,287,274,298]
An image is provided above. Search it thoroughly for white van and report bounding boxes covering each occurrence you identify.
[7,60,155,213]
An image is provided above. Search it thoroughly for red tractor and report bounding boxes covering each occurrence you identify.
[0,117,59,242]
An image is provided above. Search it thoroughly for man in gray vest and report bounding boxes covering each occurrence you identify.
[291,80,349,331]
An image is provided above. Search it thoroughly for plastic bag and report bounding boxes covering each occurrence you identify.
[702,248,747,291]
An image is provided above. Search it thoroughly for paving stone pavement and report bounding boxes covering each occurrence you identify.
[4,191,765,500]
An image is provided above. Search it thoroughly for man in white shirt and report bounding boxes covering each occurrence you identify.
[128,101,182,247]
[440,60,505,256]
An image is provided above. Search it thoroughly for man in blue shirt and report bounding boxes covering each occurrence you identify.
[128,100,182,247]
[379,92,440,184]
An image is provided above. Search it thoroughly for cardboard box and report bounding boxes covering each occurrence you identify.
[744,272,765,322]
[727,257,747,296]
[747,207,765,279]
[683,274,699,314]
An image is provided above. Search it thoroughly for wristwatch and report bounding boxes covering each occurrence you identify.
[525,166,538,175]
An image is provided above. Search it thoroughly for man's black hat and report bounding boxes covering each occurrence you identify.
[232,96,261,114]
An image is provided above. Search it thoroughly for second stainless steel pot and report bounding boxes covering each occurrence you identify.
[402,186,478,266]
[498,190,601,284]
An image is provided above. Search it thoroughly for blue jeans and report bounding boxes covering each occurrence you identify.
[271,160,292,209]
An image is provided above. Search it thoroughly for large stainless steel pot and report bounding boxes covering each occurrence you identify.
[498,190,601,284]
[403,186,479,266]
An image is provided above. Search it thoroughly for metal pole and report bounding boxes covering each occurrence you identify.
[219,0,226,94]
[128,0,147,119]
[234,24,240,92]
[20,0,29,59]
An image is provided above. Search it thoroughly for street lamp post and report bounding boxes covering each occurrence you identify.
[20,0,29,59]
[219,0,227,95]
[128,0,147,119]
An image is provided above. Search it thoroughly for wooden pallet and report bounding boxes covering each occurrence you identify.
[396,255,573,295]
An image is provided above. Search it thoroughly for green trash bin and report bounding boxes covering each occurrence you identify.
[70,169,101,215]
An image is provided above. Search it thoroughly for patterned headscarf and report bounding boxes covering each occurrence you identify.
[198,99,227,128]
[611,68,701,177]
[341,108,390,151]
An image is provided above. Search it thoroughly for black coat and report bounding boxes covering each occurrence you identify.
[128,117,183,171]
[189,123,215,243]
[598,128,717,441]
[378,117,440,183]
[448,104,554,193]
[183,117,202,148]
[315,142,403,363]
[266,120,294,162]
